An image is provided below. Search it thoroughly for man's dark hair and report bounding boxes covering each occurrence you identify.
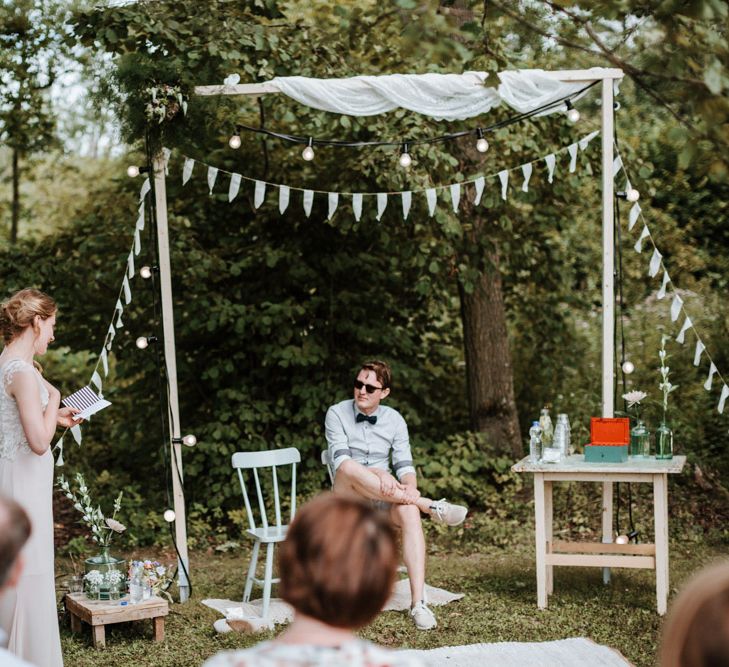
[360,360,392,389]
[0,495,31,587]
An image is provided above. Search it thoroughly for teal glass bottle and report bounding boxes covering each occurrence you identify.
[655,422,673,460]
[630,419,650,458]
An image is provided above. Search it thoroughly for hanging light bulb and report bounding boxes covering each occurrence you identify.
[615,534,629,545]
[302,137,315,161]
[475,128,489,153]
[140,266,153,280]
[621,360,635,375]
[163,509,176,523]
[182,434,197,447]
[565,100,580,123]
[229,133,242,149]
[626,188,640,203]
[127,165,140,178]
[399,143,412,168]
[136,336,150,350]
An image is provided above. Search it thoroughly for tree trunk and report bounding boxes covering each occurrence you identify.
[10,148,20,244]
[458,254,522,457]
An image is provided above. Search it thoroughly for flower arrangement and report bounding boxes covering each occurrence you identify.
[145,84,188,124]
[622,389,648,421]
[658,335,678,422]
[84,569,104,589]
[129,560,174,601]
[57,473,126,548]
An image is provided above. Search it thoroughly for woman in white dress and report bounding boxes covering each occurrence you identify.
[0,289,79,667]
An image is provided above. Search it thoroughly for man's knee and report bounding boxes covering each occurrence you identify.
[391,503,422,528]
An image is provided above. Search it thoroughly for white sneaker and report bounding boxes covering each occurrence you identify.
[410,601,437,630]
[429,499,468,526]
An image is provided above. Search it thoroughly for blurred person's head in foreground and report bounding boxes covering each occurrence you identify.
[0,494,31,593]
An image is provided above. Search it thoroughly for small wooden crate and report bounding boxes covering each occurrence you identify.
[585,417,630,462]
[65,593,168,648]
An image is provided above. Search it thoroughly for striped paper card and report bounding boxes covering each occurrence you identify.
[61,385,111,420]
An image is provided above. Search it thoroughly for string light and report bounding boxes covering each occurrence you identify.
[127,165,149,178]
[140,266,154,280]
[163,509,176,523]
[229,133,242,149]
[565,100,580,123]
[302,137,315,161]
[621,360,635,375]
[617,189,640,202]
[135,335,157,350]
[475,128,489,153]
[172,434,198,447]
[615,534,629,545]
[398,143,412,168]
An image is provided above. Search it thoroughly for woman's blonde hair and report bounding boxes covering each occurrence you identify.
[0,288,57,345]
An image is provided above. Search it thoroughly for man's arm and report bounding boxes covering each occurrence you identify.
[391,414,416,484]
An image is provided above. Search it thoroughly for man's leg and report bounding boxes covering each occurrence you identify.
[390,504,425,604]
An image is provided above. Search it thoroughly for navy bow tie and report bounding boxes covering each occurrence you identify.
[356,413,377,425]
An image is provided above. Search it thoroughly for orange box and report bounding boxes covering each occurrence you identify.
[590,417,630,446]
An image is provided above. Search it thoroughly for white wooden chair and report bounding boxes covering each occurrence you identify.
[231,447,301,620]
[321,449,335,485]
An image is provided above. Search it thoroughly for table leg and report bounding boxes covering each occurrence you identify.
[654,473,669,615]
[602,481,613,585]
[153,616,165,642]
[545,480,553,595]
[534,473,548,609]
[92,624,106,648]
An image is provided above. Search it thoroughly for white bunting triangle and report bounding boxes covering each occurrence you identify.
[657,271,670,300]
[498,170,509,200]
[136,203,145,231]
[628,203,641,231]
[162,147,171,175]
[612,155,623,177]
[139,178,151,202]
[71,424,82,445]
[544,154,556,183]
[568,144,578,173]
[100,347,108,377]
[521,163,532,192]
[134,229,141,256]
[54,435,64,467]
[182,158,194,185]
[303,190,314,218]
[279,186,290,214]
[207,166,218,194]
[328,192,339,220]
[115,300,124,329]
[254,180,266,209]
[634,225,649,253]
[578,130,599,150]
[648,248,662,277]
[352,193,362,221]
[425,189,437,217]
[473,177,485,206]
[106,323,115,350]
[376,193,388,221]
[670,294,683,322]
[676,316,692,344]
[693,340,706,366]
[127,251,135,279]
[228,174,241,202]
[705,363,718,390]
[450,183,461,212]
[91,371,102,393]
[122,275,132,305]
[401,191,412,220]
[719,384,729,414]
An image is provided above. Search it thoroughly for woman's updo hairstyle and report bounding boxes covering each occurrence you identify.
[0,289,57,345]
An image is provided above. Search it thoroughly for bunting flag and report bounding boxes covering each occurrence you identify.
[207,166,218,194]
[54,435,64,467]
[498,170,509,200]
[670,294,683,322]
[450,183,461,212]
[127,251,135,280]
[628,203,641,231]
[71,424,82,445]
[568,143,578,173]
[694,340,706,366]
[136,203,145,231]
[122,275,132,305]
[279,185,290,214]
[91,370,103,394]
[719,385,729,414]
[676,316,692,344]
[426,188,437,216]
[634,225,650,253]
[705,363,718,391]
[303,190,313,217]
[544,153,556,183]
[473,177,485,206]
[352,193,363,221]
[648,248,662,277]
[139,178,151,202]
[612,155,623,177]
[401,191,412,221]
[328,192,339,220]
[656,271,670,299]
[134,229,141,256]
[182,157,195,185]
[254,180,266,209]
[376,193,387,221]
[100,347,108,376]
[229,173,241,202]
[521,163,532,192]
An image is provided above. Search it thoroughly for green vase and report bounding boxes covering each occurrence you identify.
[630,419,651,458]
[655,421,673,460]
[85,547,126,601]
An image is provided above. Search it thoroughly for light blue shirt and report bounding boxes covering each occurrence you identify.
[324,399,416,481]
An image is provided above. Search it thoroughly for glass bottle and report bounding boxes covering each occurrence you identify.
[129,572,143,604]
[630,419,651,458]
[539,408,554,447]
[557,414,573,456]
[655,422,673,460]
[528,421,543,463]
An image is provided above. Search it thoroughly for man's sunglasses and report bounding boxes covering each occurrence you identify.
[354,379,384,394]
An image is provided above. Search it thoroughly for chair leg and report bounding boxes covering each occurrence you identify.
[261,542,275,620]
[243,541,261,603]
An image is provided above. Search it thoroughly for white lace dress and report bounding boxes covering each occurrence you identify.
[0,358,63,667]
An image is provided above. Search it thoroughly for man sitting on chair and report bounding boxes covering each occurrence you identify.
[325,360,467,631]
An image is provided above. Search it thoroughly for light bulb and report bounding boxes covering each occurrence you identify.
[615,534,629,545]
[127,165,140,178]
[621,360,635,375]
[229,134,242,149]
[163,509,176,523]
[135,336,149,350]
[626,188,640,203]
[476,137,489,153]
[566,107,580,123]
[399,151,412,168]
[182,434,197,447]
[140,266,153,280]
[302,138,315,161]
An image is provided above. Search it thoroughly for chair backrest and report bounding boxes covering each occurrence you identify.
[321,449,335,486]
[232,447,301,532]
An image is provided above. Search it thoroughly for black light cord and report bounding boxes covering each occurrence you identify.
[231,81,600,149]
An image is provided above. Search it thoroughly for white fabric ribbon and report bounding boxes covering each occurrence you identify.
[473,177,485,206]
[676,316,692,344]
[634,225,649,253]
[207,166,218,194]
[139,178,151,202]
[705,362,718,391]
[498,170,509,200]
[496,69,596,117]
[628,203,641,231]
[670,294,683,322]
[352,193,363,221]
[521,163,532,192]
[303,190,314,217]
[279,186,290,214]
[648,248,662,277]
[376,193,388,221]
[228,174,241,202]
[100,347,108,377]
[657,271,670,300]
[693,340,706,366]
[401,191,412,220]
[425,189,437,217]
[544,154,556,183]
[567,144,578,173]
[182,158,195,185]
[71,424,82,445]
[254,181,266,209]
[328,192,339,220]
[122,275,132,305]
[127,251,135,280]
[719,385,729,414]
[450,183,461,212]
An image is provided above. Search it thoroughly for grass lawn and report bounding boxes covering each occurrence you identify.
[56,498,729,667]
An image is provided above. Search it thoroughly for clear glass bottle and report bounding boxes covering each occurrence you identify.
[129,573,143,604]
[539,408,554,447]
[529,421,543,463]
[630,419,651,458]
[557,414,573,456]
[655,422,673,460]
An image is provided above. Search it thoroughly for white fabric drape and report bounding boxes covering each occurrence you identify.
[270,69,605,121]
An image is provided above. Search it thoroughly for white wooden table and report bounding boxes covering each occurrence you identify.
[512,454,686,615]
